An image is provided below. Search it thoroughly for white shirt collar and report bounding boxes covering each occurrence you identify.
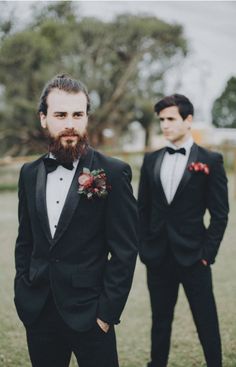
[167,136,194,155]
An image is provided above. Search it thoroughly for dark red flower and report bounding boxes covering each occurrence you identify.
[78,168,110,199]
[78,173,94,188]
[188,162,210,175]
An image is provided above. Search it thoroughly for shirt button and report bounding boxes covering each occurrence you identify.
[54,225,57,228]
[56,201,59,204]
[60,178,63,181]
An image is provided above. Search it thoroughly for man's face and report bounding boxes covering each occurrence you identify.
[158,106,192,146]
[40,89,88,148]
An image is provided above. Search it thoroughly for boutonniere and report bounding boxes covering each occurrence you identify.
[78,168,111,199]
[188,162,210,175]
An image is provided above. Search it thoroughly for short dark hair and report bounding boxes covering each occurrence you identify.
[38,74,91,115]
[154,94,194,120]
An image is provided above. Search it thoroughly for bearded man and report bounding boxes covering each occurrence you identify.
[14,74,138,367]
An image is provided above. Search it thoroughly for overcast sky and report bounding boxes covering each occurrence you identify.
[3,1,236,122]
[79,1,236,121]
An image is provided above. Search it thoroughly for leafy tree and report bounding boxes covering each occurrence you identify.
[0,1,187,156]
[212,76,236,128]
[0,2,14,40]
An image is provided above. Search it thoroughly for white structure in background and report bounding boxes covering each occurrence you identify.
[191,123,236,146]
[119,120,236,152]
[122,121,146,151]
[103,128,115,140]
[208,128,236,145]
[151,121,236,149]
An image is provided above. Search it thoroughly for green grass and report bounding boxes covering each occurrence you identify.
[0,184,18,192]
[0,185,236,367]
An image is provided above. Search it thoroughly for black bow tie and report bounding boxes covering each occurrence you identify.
[166,147,186,155]
[43,157,74,174]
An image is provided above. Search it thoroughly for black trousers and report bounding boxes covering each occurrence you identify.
[146,252,222,367]
[25,293,119,367]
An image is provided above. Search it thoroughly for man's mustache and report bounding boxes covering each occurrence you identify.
[58,129,80,138]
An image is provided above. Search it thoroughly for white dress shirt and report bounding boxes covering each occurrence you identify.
[46,155,79,237]
[160,137,194,204]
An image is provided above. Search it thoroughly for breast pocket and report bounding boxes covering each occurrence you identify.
[187,173,208,190]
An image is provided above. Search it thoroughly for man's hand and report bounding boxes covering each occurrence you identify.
[201,259,208,266]
[96,318,110,333]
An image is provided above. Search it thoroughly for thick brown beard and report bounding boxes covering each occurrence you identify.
[48,128,89,164]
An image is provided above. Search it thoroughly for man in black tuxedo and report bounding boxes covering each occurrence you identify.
[138,94,229,367]
[14,74,138,367]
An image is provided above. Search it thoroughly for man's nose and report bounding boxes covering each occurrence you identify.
[161,119,169,128]
[64,118,74,128]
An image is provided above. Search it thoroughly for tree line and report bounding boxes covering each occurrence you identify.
[0,2,235,157]
[0,1,187,156]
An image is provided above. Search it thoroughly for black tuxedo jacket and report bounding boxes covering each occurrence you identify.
[14,147,138,331]
[138,143,229,267]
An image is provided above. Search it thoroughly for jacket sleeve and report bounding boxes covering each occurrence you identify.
[137,154,151,256]
[97,163,138,324]
[203,153,229,263]
[15,164,33,281]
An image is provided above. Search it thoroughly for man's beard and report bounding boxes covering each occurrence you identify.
[48,128,89,164]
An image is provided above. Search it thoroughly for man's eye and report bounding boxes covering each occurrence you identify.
[55,113,65,118]
[74,113,83,118]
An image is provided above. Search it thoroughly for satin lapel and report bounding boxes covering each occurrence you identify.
[35,158,53,244]
[171,143,199,204]
[153,149,168,205]
[52,147,94,245]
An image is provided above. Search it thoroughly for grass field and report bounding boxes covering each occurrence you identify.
[0,183,236,367]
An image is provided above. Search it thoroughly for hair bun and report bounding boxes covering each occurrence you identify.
[56,73,70,79]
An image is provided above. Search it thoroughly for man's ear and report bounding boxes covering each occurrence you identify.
[40,112,47,129]
[186,114,193,123]
[186,114,193,129]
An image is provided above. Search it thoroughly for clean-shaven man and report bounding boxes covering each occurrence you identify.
[138,94,229,367]
[14,74,138,367]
